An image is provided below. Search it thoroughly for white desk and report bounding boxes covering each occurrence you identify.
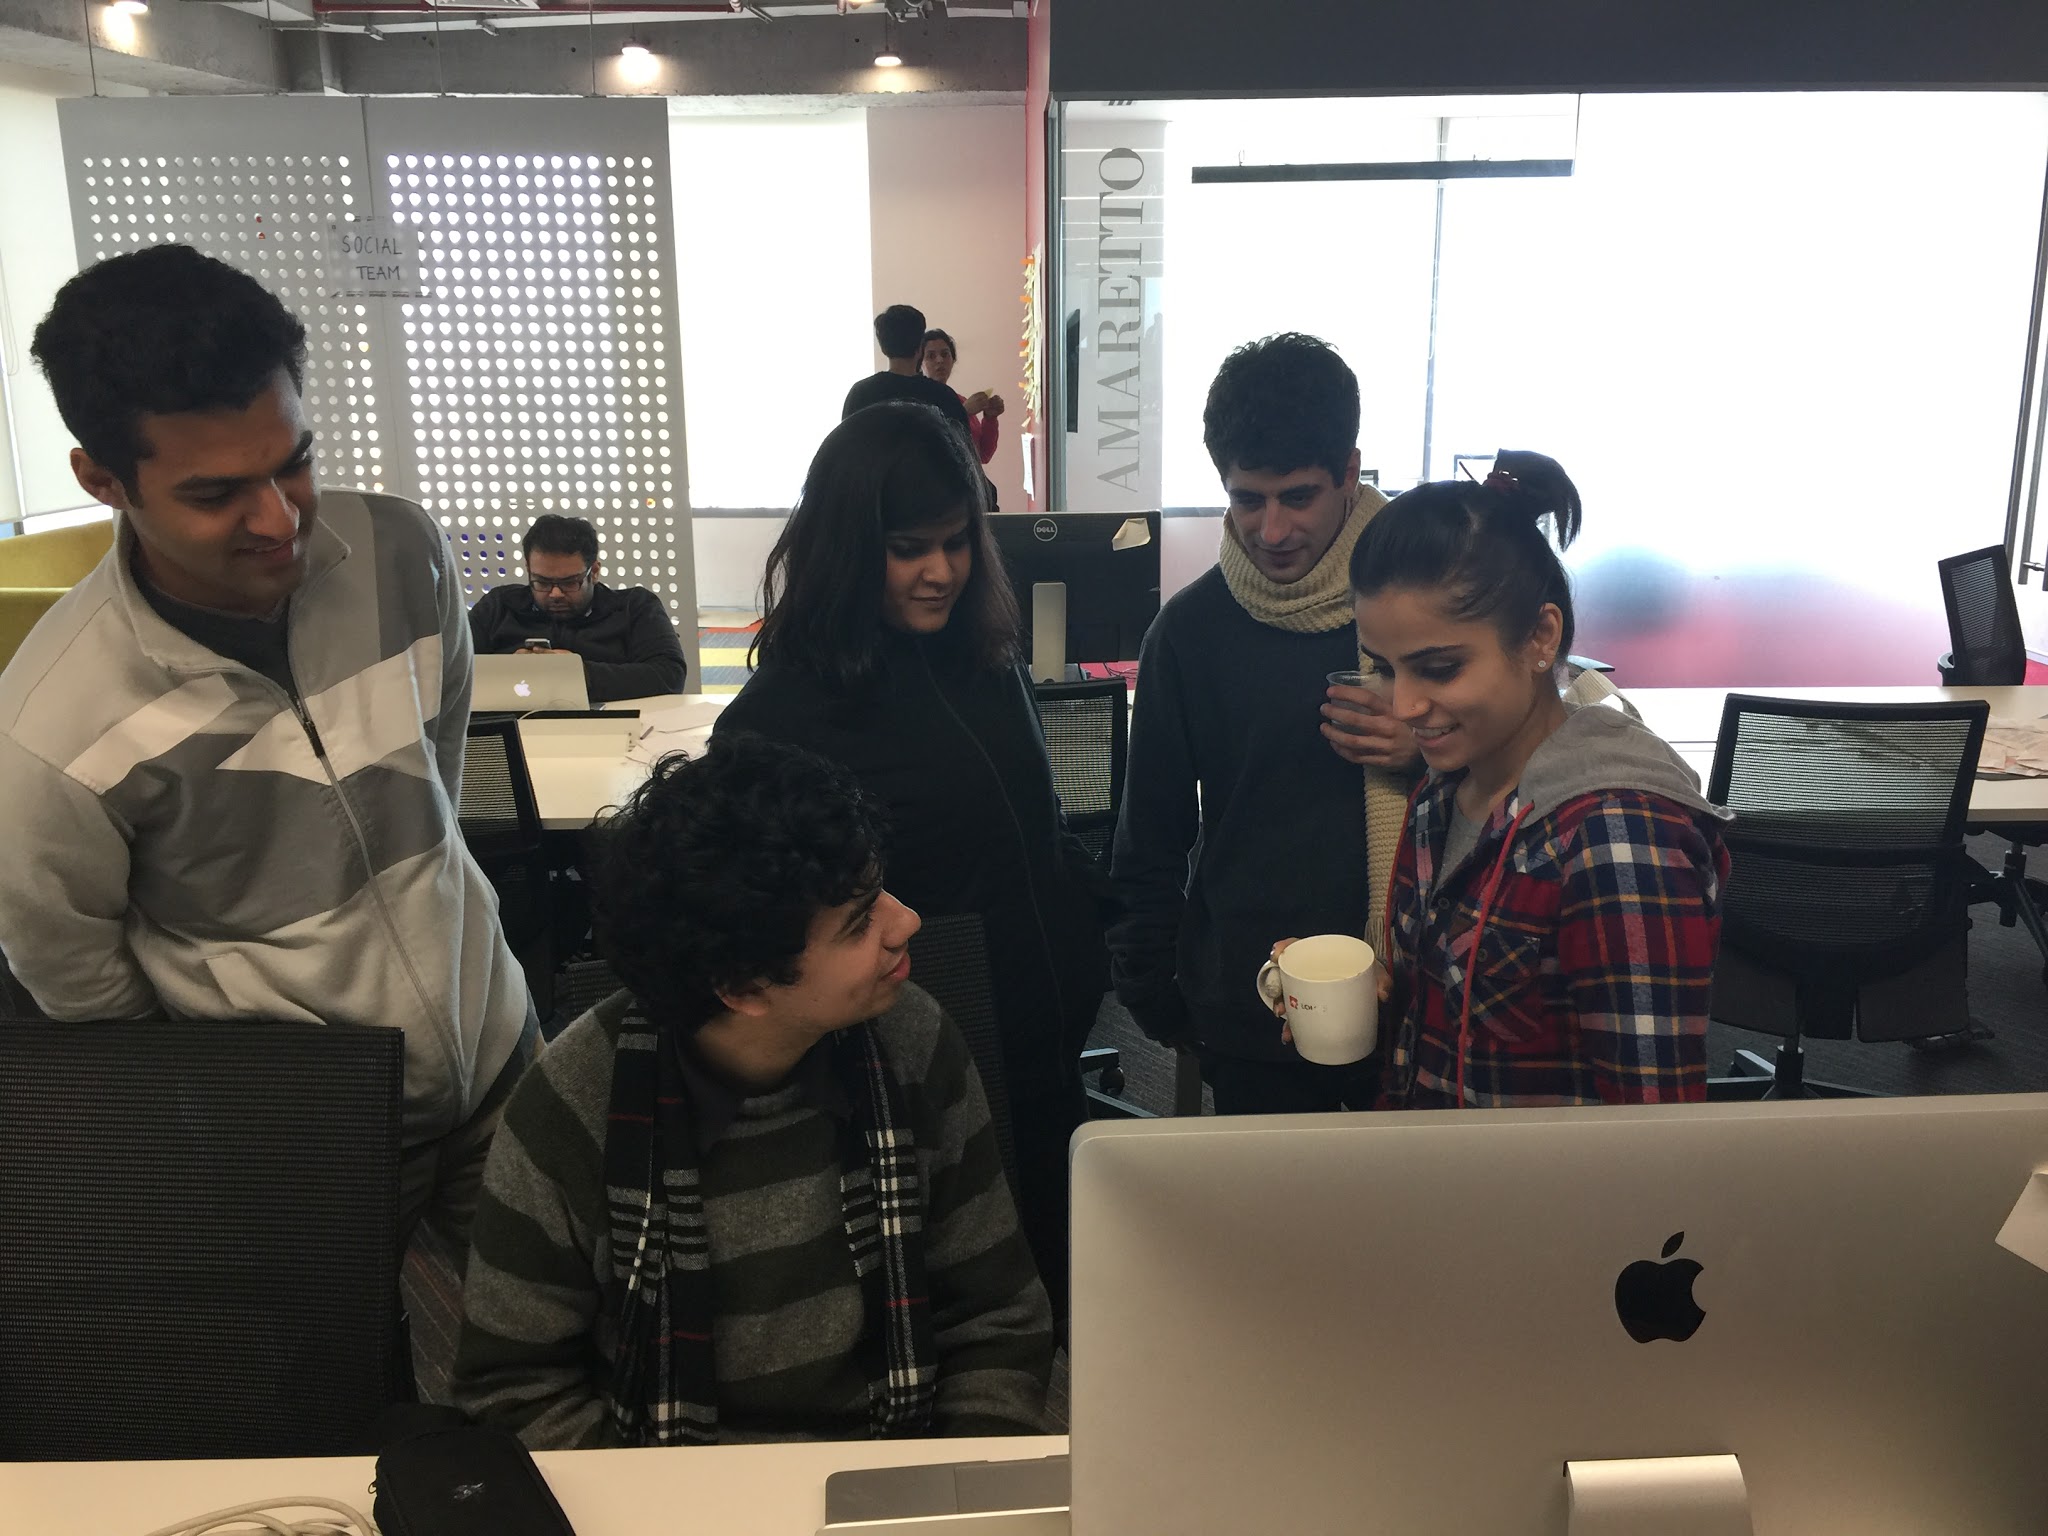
[0,1433,1068,1536]
[1627,685,2048,824]
[517,693,724,832]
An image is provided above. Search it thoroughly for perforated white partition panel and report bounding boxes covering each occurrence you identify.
[57,96,699,688]
[366,99,696,683]
[57,98,395,501]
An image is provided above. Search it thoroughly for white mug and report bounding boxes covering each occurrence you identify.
[1256,934,1378,1066]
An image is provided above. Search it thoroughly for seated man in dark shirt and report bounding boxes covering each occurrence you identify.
[468,514,687,703]
[842,304,973,435]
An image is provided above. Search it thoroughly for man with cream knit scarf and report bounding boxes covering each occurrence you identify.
[1108,333,1417,1114]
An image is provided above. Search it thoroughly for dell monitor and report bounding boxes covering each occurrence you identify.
[1069,1098,2048,1534]
[990,512,1161,682]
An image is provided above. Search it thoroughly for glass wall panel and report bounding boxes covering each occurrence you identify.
[1064,92,2048,685]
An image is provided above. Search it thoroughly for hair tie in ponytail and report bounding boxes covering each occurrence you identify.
[1483,469,1519,495]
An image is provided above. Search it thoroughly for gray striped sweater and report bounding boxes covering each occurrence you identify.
[451,984,1056,1447]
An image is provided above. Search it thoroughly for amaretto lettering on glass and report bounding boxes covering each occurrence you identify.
[1063,118,1164,511]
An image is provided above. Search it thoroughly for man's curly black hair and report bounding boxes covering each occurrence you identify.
[586,732,887,1032]
[1201,331,1360,486]
[31,243,308,497]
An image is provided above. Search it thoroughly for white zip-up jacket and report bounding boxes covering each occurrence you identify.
[0,491,529,1145]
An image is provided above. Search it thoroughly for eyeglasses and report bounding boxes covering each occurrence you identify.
[530,567,592,595]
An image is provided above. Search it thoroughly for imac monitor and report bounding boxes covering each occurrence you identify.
[1069,1098,2048,1535]
[990,513,1161,682]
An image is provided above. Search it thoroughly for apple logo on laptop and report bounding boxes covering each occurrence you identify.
[1614,1231,1706,1343]
[514,680,532,699]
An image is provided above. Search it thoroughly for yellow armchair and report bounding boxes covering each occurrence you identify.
[0,588,70,672]
[0,520,115,589]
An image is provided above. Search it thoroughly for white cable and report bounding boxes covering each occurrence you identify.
[137,1496,378,1536]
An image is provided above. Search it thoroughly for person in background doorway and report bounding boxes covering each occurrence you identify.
[842,304,973,440]
[1344,453,1731,1107]
[467,514,687,703]
[1109,332,1417,1116]
[714,400,1105,1324]
[0,242,535,1263]
[921,328,1004,467]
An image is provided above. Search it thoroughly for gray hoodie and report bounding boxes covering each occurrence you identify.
[1518,700,1735,825]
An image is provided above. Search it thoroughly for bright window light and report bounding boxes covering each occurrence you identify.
[666,110,873,515]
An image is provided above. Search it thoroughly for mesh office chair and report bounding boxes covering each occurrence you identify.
[1030,679,1167,1112]
[904,914,1021,1195]
[460,717,555,1016]
[0,1019,404,1459]
[1706,695,1988,1099]
[1935,545,2048,980]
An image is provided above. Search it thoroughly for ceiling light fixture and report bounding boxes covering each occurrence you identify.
[875,19,901,67]
[110,0,148,14]
[619,41,659,85]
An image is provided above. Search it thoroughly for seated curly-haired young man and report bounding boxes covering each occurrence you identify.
[450,732,1055,1448]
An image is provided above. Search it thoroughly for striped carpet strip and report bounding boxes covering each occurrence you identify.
[697,624,757,696]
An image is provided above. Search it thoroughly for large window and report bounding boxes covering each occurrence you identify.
[668,109,873,512]
[1064,92,2048,685]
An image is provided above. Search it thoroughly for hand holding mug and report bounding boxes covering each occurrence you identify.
[1256,934,1380,1065]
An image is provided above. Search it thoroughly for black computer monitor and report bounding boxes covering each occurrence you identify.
[989,512,1162,676]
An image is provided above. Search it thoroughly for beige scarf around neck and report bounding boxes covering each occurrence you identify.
[1218,482,1411,957]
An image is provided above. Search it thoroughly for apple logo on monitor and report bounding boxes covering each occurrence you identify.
[1614,1231,1706,1343]
[514,680,532,699]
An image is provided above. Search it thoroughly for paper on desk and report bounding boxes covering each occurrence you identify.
[626,697,724,767]
[1995,1168,2048,1275]
[1977,719,2048,779]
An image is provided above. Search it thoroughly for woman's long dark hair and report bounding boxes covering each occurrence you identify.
[752,401,1019,686]
[1349,449,1583,655]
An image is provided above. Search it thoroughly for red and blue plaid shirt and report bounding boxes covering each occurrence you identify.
[1381,774,1729,1108]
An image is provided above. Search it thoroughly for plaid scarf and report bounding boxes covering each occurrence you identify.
[600,1016,937,1445]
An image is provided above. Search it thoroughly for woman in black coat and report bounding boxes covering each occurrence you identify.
[715,401,1105,1319]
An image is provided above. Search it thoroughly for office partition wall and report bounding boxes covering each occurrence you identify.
[56,95,700,685]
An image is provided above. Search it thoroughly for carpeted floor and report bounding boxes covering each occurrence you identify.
[405,834,2048,1413]
[697,622,756,695]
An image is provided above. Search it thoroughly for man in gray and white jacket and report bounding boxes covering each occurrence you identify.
[0,243,534,1257]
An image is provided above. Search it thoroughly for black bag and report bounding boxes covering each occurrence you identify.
[372,1424,578,1536]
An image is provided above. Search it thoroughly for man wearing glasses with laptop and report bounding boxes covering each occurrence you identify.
[468,514,688,703]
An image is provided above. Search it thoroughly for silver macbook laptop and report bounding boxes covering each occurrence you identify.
[473,650,589,712]
[1069,1098,2048,1535]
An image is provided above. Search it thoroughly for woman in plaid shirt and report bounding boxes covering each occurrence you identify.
[1340,453,1733,1107]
